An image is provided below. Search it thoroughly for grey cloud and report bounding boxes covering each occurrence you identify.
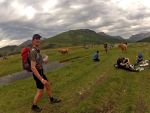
[0,0,150,43]
[126,8,150,20]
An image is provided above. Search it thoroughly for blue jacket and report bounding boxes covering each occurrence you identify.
[136,53,143,64]
[93,53,99,60]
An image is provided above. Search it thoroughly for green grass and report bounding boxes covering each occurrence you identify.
[0,54,22,77]
[0,43,150,113]
[0,46,83,77]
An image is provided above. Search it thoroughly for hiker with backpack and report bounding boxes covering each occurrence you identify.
[22,34,61,112]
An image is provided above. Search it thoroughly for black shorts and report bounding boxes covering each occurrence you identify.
[32,69,48,89]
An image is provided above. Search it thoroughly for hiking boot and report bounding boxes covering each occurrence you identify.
[31,105,42,112]
[50,97,61,104]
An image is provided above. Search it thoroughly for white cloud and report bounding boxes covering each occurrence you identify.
[42,0,58,13]
[0,39,25,48]
[0,0,5,3]
[22,6,36,20]
[11,1,36,20]
[70,4,85,10]
[88,17,102,26]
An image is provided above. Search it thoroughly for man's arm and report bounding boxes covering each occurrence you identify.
[120,63,126,66]
[31,61,48,85]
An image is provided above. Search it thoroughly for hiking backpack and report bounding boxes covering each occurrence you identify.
[21,48,32,72]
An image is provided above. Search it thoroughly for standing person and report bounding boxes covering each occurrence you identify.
[92,51,100,62]
[104,43,108,54]
[29,34,61,112]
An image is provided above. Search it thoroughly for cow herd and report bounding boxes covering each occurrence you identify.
[57,42,128,55]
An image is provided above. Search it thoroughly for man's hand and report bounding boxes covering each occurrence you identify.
[43,55,48,64]
[41,79,48,85]
[43,60,48,64]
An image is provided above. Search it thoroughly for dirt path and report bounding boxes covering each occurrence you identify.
[0,61,66,86]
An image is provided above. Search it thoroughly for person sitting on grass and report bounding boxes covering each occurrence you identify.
[115,57,144,72]
[117,57,128,68]
[136,52,143,65]
[116,57,136,71]
[93,51,100,62]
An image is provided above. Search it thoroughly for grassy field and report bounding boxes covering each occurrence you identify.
[0,43,150,113]
[0,46,83,77]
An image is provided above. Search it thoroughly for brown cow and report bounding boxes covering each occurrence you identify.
[58,48,69,54]
[118,43,127,52]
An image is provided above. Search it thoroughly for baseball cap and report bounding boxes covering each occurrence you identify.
[32,34,42,40]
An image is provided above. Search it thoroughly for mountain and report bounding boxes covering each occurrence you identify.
[18,40,32,48]
[42,29,125,49]
[14,40,32,52]
[128,32,150,42]
[98,32,124,41]
[138,37,150,42]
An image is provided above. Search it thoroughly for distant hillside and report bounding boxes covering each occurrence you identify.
[98,32,125,41]
[18,40,32,48]
[0,40,32,56]
[0,45,17,56]
[128,32,150,42]
[138,37,150,42]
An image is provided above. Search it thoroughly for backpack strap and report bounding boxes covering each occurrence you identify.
[30,47,41,65]
[32,47,40,53]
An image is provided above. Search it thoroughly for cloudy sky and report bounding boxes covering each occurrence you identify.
[0,0,150,47]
